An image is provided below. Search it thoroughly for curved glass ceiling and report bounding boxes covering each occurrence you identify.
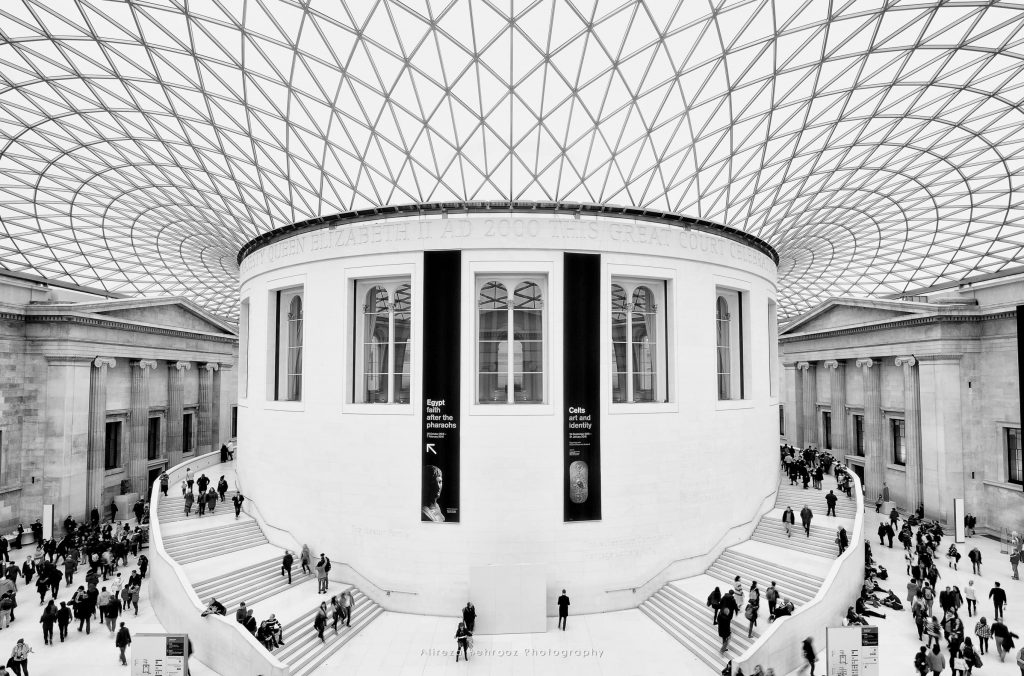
[2,0,1024,319]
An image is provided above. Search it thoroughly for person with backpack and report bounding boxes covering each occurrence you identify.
[746,581,760,638]
[707,587,722,624]
[969,547,982,575]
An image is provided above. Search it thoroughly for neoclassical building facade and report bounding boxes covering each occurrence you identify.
[0,271,237,530]
[779,275,1024,533]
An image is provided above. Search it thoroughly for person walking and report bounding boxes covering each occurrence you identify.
[281,551,293,584]
[969,547,982,575]
[183,490,194,517]
[217,476,228,502]
[1012,550,1020,580]
[196,489,206,517]
[455,620,472,662]
[557,589,570,630]
[39,601,56,645]
[800,504,813,537]
[707,586,722,624]
[300,545,311,575]
[837,526,849,556]
[56,602,71,643]
[185,467,194,492]
[990,582,1007,620]
[717,601,733,653]
[825,491,837,517]
[115,622,131,666]
[976,617,991,655]
[341,589,354,627]
[765,582,778,618]
[925,643,945,674]
[802,636,817,676]
[159,472,169,497]
[782,506,795,538]
[8,639,32,675]
[746,581,760,638]
[313,602,328,643]
[462,601,476,632]
[965,580,977,617]
[205,488,217,514]
[232,493,244,519]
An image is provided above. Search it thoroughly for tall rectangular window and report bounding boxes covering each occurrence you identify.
[239,298,249,398]
[1008,427,1023,485]
[779,405,785,435]
[854,414,865,456]
[891,418,906,465]
[231,406,238,437]
[182,412,194,455]
[478,275,545,404]
[105,421,122,470]
[822,411,832,449]
[611,279,668,403]
[715,288,746,400]
[354,278,412,404]
[271,287,303,401]
[147,417,161,461]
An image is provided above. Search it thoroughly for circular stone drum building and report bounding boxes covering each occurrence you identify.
[236,202,780,616]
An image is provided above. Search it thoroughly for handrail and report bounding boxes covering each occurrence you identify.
[233,476,418,598]
[605,484,779,594]
[735,465,866,674]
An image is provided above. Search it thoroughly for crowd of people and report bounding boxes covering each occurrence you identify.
[0,503,152,673]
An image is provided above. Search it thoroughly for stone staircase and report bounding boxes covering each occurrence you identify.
[640,471,845,672]
[192,555,315,609]
[158,489,239,524]
[155,465,384,675]
[273,588,384,676]
[161,520,268,565]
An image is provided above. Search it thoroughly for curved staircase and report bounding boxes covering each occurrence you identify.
[640,470,857,672]
[155,463,383,675]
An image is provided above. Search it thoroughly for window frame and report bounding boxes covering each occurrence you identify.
[182,410,196,455]
[475,273,548,406]
[779,405,785,436]
[715,286,748,401]
[147,415,162,461]
[266,281,305,405]
[891,418,906,466]
[1008,427,1023,485]
[352,276,413,405]
[104,419,123,471]
[238,297,250,399]
[822,410,832,450]
[853,413,865,457]
[610,276,669,404]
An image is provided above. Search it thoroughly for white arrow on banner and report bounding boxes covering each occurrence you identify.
[426,443,436,454]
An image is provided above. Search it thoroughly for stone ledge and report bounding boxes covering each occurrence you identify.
[982,479,1024,493]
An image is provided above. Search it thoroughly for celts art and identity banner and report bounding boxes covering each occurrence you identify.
[422,250,461,523]
[564,253,602,521]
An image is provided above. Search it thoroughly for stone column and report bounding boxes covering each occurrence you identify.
[210,365,221,450]
[823,359,848,461]
[44,356,93,521]
[166,361,190,468]
[198,363,219,454]
[797,361,818,447]
[87,358,116,516]
[896,356,923,513]
[790,363,804,447]
[917,355,964,522]
[857,358,884,500]
[128,360,158,495]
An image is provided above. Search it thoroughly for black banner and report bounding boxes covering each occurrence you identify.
[422,251,461,522]
[564,253,602,521]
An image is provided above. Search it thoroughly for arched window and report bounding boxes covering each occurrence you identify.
[356,279,412,404]
[716,295,730,400]
[272,286,303,402]
[611,279,666,403]
[287,296,303,401]
[478,277,545,404]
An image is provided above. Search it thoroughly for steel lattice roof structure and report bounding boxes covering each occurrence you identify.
[2,0,1024,319]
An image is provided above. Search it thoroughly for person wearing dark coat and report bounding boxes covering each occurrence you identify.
[462,602,477,632]
[56,601,71,642]
[800,505,813,537]
[707,587,722,624]
[115,622,132,665]
[40,600,57,644]
[837,527,849,556]
[556,590,570,630]
[802,636,817,676]
[717,602,733,653]
[825,491,838,517]
[281,551,293,584]
[782,507,796,538]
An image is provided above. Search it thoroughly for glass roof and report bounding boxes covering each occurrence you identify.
[2,0,1024,320]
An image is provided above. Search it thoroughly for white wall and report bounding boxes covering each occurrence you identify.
[237,214,779,614]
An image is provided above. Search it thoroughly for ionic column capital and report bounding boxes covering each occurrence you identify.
[796,361,812,371]
[202,362,220,372]
[855,358,876,369]
[93,357,116,369]
[822,359,844,370]
[894,355,917,368]
[172,361,191,372]
[131,359,158,371]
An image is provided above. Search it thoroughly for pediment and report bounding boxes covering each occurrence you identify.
[783,299,929,334]
[91,300,235,335]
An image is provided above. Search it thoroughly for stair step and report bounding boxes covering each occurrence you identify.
[719,550,825,584]
[706,564,818,603]
[162,520,260,542]
[639,602,730,673]
[749,535,836,558]
[648,594,754,653]
[194,558,280,591]
[164,531,267,555]
[659,586,760,644]
[290,606,385,676]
